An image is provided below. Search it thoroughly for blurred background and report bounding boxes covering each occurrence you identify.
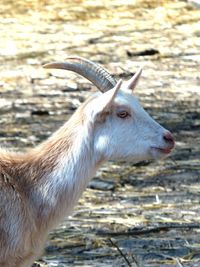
[0,0,200,266]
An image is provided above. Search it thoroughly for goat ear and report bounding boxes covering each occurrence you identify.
[92,79,122,119]
[125,67,142,91]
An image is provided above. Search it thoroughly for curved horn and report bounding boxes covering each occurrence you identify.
[43,56,117,92]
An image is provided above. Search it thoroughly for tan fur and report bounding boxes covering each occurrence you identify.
[0,99,94,267]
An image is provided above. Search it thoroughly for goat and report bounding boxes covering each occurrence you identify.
[0,57,175,267]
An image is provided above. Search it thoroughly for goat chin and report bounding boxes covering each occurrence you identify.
[150,146,173,160]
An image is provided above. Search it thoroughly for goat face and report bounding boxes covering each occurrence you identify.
[86,80,175,163]
[44,57,174,163]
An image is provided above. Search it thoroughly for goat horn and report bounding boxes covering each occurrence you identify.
[43,56,117,92]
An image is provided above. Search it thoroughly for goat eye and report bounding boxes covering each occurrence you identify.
[117,111,129,119]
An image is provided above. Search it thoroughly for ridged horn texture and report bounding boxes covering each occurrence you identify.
[43,56,117,92]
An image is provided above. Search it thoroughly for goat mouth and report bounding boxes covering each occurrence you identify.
[151,147,173,154]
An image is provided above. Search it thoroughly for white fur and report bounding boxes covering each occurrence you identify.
[91,89,171,162]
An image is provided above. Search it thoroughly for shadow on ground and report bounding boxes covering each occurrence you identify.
[0,0,200,266]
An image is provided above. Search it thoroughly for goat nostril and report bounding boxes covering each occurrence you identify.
[163,132,175,145]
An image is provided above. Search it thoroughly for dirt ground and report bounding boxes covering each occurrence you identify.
[0,0,200,266]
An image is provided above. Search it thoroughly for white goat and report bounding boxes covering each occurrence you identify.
[0,57,174,267]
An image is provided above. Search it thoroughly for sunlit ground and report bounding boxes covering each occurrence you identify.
[0,0,200,266]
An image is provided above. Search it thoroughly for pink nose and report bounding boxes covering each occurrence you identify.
[163,131,175,148]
